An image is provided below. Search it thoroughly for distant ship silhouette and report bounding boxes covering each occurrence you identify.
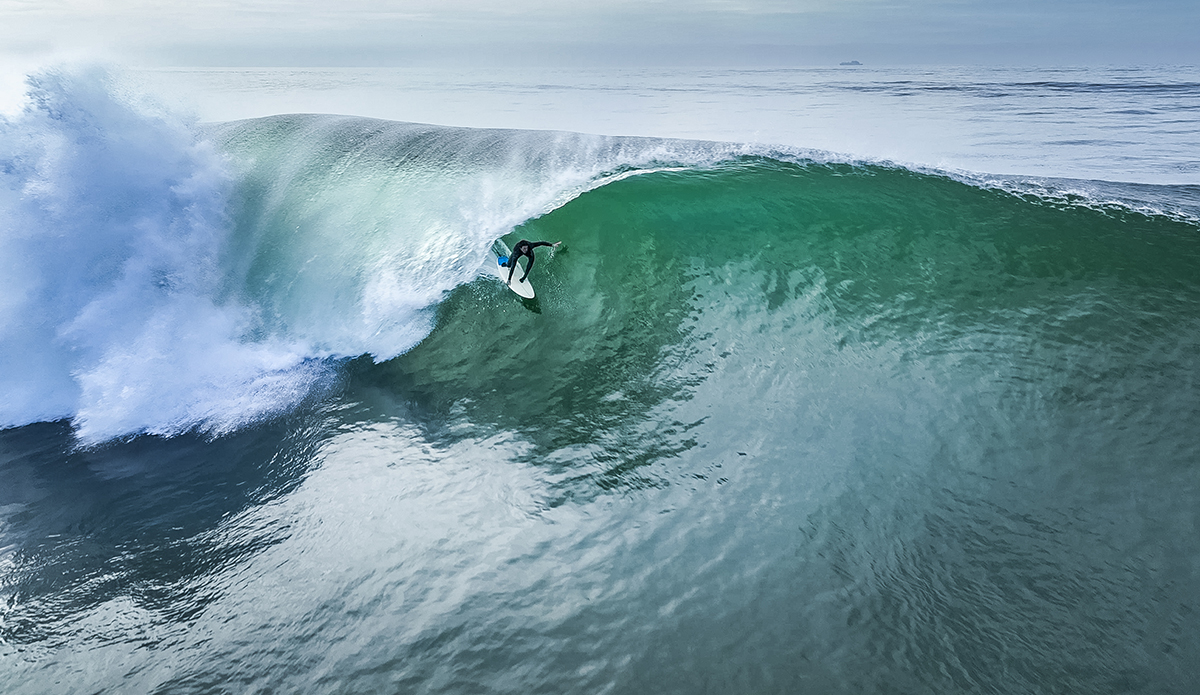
[840,60,863,66]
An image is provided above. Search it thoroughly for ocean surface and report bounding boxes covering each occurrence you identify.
[1,64,1199,694]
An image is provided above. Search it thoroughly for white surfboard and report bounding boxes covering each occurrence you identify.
[494,256,535,299]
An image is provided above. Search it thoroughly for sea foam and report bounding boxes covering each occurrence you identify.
[0,67,325,442]
[0,67,744,443]
[22,66,1158,444]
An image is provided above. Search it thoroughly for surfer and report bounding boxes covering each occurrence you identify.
[505,239,561,285]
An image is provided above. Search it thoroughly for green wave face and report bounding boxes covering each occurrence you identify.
[368,159,1200,496]
[6,72,1200,692]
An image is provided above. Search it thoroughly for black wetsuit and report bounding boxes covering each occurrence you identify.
[505,239,554,284]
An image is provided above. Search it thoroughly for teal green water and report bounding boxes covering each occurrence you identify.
[321,159,1200,691]
[387,158,1199,490]
[3,100,1200,692]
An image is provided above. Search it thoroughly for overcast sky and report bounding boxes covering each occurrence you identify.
[1,0,1196,67]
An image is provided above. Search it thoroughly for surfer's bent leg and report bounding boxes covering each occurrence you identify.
[520,253,535,282]
[506,254,520,284]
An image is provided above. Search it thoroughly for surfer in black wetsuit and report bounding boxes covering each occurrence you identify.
[505,239,561,284]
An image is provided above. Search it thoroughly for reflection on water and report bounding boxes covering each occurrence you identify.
[0,416,328,658]
[3,105,1200,693]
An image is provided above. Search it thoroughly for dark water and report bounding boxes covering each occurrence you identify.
[2,69,1200,694]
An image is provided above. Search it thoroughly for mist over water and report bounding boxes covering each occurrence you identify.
[2,65,1200,694]
[0,67,323,440]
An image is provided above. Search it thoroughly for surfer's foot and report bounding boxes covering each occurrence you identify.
[520,275,529,283]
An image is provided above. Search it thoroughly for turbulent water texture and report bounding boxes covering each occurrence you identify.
[0,69,328,440]
[2,67,1200,693]
[0,69,750,441]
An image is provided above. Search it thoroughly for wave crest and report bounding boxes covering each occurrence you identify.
[0,67,324,442]
[6,66,1192,445]
[0,68,744,442]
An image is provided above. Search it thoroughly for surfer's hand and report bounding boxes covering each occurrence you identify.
[552,241,562,247]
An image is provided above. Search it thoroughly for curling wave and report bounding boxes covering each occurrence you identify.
[2,66,1197,445]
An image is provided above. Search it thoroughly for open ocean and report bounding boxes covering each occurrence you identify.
[2,64,1199,694]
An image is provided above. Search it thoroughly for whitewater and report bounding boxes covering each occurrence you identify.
[2,64,1199,694]
[0,68,759,440]
[3,66,1197,443]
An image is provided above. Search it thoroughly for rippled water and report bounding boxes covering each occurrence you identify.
[2,65,1199,694]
